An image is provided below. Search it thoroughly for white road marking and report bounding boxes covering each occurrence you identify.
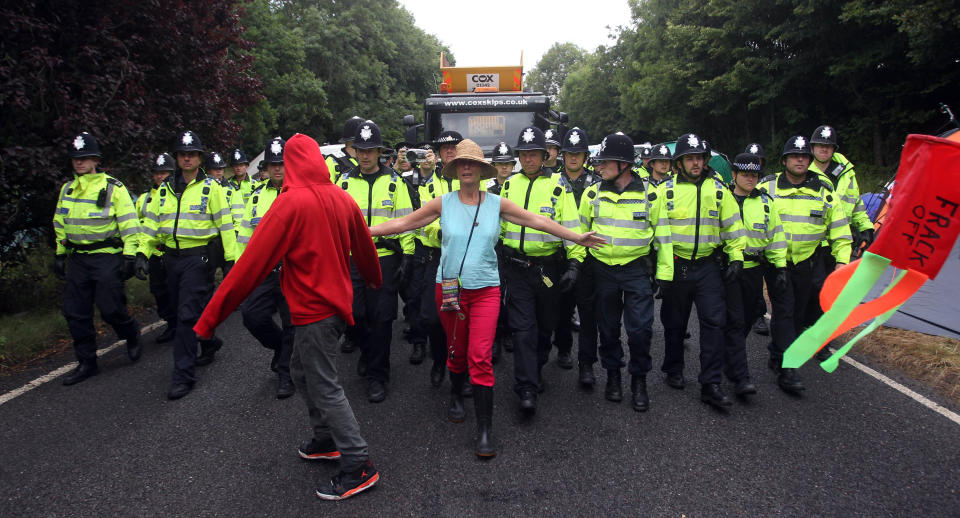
[840,353,960,426]
[0,321,164,406]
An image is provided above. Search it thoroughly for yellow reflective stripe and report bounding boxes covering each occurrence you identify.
[175,212,215,221]
[766,241,788,250]
[63,217,113,226]
[829,217,849,229]
[745,229,767,239]
[594,217,649,229]
[176,227,218,237]
[780,214,823,224]
[721,228,747,239]
[721,215,741,227]
[784,232,826,242]
[119,227,139,237]
[116,213,138,223]
[61,196,98,204]
[65,230,118,241]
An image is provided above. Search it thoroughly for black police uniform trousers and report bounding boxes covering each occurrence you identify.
[148,254,175,325]
[554,255,598,363]
[805,246,833,328]
[403,242,427,346]
[723,265,765,383]
[62,253,139,366]
[594,258,654,376]
[503,253,562,395]
[419,247,447,366]
[768,254,824,355]
[350,253,401,383]
[240,269,294,381]
[165,252,217,385]
[660,259,725,384]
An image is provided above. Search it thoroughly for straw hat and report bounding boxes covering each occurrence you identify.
[440,139,497,179]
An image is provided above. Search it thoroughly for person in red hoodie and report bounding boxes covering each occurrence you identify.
[194,133,383,501]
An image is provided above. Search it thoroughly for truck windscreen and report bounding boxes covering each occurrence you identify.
[438,112,537,150]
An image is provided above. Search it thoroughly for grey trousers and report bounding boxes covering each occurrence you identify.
[290,316,369,472]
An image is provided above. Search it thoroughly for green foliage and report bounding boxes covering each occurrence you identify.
[527,43,588,104]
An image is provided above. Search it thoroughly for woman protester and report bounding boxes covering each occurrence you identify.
[369,139,604,458]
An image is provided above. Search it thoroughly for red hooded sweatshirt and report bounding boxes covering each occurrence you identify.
[194,133,381,338]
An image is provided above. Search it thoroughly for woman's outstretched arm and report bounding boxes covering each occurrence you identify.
[369,196,443,237]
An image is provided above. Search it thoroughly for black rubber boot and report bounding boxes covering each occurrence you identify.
[473,384,496,458]
[448,371,467,422]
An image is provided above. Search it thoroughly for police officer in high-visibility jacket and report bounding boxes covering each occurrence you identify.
[724,152,788,396]
[236,137,295,399]
[136,152,176,344]
[553,127,600,373]
[326,116,362,183]
[543,128,563,174]
[500,125,585,414]
[760,136,852,393]
[54,132,144,386]
[207,151,245,231]
[412,130,461,388]
[338,120,415,403]
[228,148,256,206]
[660,133,746,409]
[486,141,515,364]
[580,132,673,412]
[137,130,238,400]
[647,143,673,186]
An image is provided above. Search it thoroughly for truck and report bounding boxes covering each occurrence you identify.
[401,53,568,156]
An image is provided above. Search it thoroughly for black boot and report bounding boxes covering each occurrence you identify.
[578,363,595,388]
[777,368,806,394]
[461,376,474,398]
[156,322,176,343]
[409,342,425,365]
[474,384,496,458]
[126,330,142,362]
[700,383,733,408]
[63,362,99,386]
[195,337,222,366]
[768,351,784,373]
[430,361,445,387]
[631,375,649,412]
[604,369,622,402]
[448,371,466,422]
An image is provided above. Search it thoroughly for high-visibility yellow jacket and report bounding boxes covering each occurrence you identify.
[731,187,788,269]
[808,152,872,233]
[135,185,162,257]
[500,169,585,262]
[54,172,141,256]
[417,171,459,248]
[579,173,673,280]
[326,155,358,183]
[337,165,415,257]
[228,175,256,206]
[218,179,246,231]
[760,171,852,264]
[236,181,282,256]
[661,170,746,262]
[137,171,238,261]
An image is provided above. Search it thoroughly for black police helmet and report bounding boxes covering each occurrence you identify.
[339,116,364,143]
[781,135,813,158]
[743,143,764,156]
[69,132,102,158]
[353,120,384,150]
[649,142,673,161]
[731,153,764,174]
[263,137,286,163]
[207,151,228,170]
[433,130,463,148]
[231,148,249,165]
[594,132,635,163]
[491,141,515,163]
[174,130,204,153]
[515,126,547,152]
[152,152,175,172]
[544,129,561,148]
[560,127,589,154]
[810,125,838,148]
[673,133,710,161]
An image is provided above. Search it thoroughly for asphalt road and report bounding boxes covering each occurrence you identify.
[1,306,959,517]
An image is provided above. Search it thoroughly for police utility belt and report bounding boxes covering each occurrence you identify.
[500,247,562,268]
[62,237,122,252]
[375,238,402,255]
[158,236,222,258]
[673,248,723,269]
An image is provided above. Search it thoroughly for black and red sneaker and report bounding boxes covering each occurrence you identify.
[316,460,379,501]
[298,438,341,461]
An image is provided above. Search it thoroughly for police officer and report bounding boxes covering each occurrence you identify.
[543,129,563,174]
[237,137,295,399]
[637,142,654,172]
[723,152,788,397]
[136,152,176,343]
[338,120,415,402]
[553,127,600,372]
[208,151,245,230]
[326,116,362,182]
[393,141,424,365]
[660,133,746,409]
[229,148,256,206]
[580,132,673,411]
[137,130,238,400]
[54,132,144,386]
[500,126,585,413]
[486,141,515,363]
[412,130,463,387]
[760,136,852,393]
[647,143,673,186]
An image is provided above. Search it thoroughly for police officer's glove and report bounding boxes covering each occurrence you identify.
[558,259,581,292]
[223,260,235,277]
[395,255,413,285]
[134,253,149,281]
[723,260,743,283]
[774,267,789,292]
[855,229,876,256]
[122,255,137,280]
[53,254,67,281]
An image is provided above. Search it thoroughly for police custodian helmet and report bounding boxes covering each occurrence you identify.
[781,135,813,157]
[174,130,204,153]
[263,137,286,163]
[673,133,709,160]
[353,121,384,150]
[515,126,547,152]
[594,132,635,163]
[491,141,514,163]
[152,152,175,172]
[560,127,589,154]
[810,125,838,148]
[70,132,102,158]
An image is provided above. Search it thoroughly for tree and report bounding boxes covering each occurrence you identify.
[526,43,587,104]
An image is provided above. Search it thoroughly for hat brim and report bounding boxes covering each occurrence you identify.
[441,157,497,180]
[352,142,383,150]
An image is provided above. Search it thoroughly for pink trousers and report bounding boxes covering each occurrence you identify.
[435,284,501,387]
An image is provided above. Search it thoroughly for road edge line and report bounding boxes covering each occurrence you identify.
[0,320,164,406]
